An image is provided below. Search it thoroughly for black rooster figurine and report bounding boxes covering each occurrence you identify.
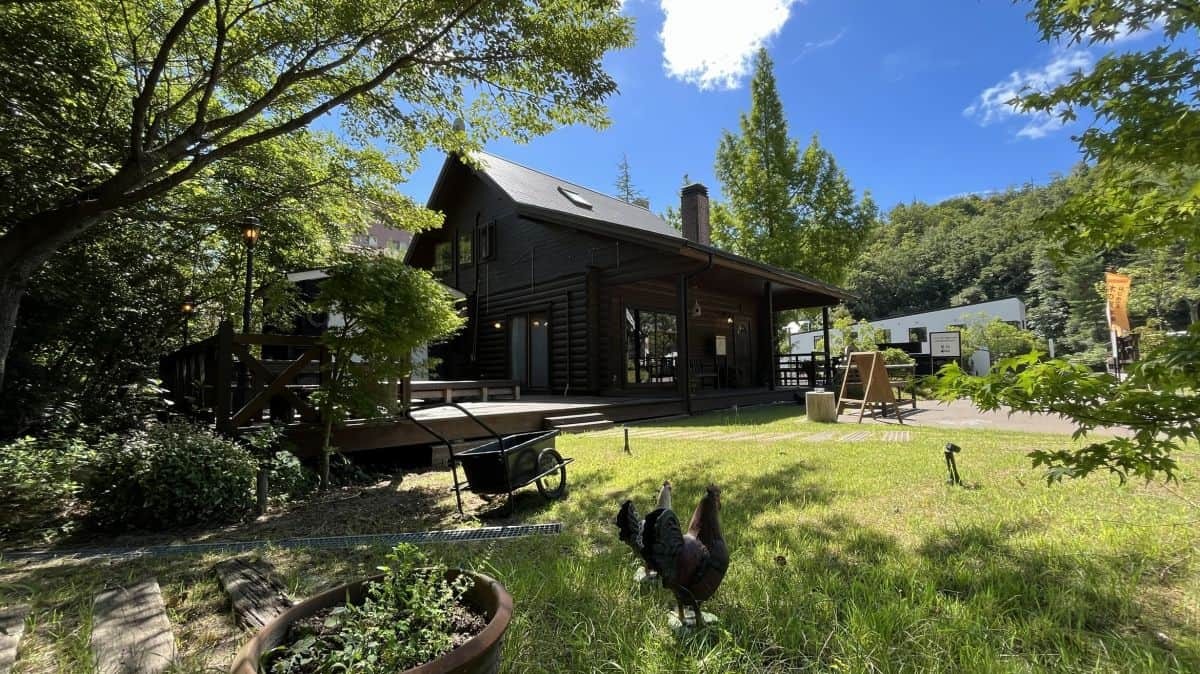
[616,484,729,627]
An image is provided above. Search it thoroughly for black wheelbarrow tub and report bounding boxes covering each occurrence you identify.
[455,430,560,495]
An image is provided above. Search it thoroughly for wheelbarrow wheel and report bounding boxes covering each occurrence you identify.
[535,448,567,499]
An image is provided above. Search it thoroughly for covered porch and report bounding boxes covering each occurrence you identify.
[601,243,846,413]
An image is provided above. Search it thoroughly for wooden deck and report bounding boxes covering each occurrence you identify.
[285,387,805,456]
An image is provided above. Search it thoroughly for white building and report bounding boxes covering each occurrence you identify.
[788,297,1028,374]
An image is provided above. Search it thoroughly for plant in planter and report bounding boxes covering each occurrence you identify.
[234,544,512,674]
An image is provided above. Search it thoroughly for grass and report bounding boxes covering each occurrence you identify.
[2,405,1198,672]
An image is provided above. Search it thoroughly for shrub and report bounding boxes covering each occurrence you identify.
[268,451,318,503]
[269,544,484,673]
[881,348,915,365]
[86,420,257,530]
[0,434,93,540]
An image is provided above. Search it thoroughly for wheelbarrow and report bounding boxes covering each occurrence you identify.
[407,402,573,516]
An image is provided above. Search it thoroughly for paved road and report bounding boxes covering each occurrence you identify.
[842,399,1117,436]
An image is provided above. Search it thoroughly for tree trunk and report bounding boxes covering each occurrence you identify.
[1190,300,1198,326]
[0,274,25,392]
[319,415,334,491]
[0,203,108,390]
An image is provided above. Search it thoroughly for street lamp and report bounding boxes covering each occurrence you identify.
[236,217,260,412]
[180,295,196,343]
[240,217,261,335]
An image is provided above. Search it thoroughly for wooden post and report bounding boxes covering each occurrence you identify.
[215,320,234,434]
[821,306,833,388]
[766,282,776,390]
[677,273,691,414]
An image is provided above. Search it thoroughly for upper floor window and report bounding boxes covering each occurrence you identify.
[458,230,473,266]
[433,241,452,273]
[478,221,497,261]
[908,327,928,343]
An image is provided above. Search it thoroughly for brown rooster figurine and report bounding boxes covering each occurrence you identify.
[616,484,728,627]
[616,481,672,582]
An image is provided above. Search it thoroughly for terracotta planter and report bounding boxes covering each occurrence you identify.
[230,569,513,674]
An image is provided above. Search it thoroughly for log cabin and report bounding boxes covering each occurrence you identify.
[404,152,849,414]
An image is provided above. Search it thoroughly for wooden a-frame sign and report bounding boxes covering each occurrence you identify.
[836,351,904,424]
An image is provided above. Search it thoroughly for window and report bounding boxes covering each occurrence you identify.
[948,323,965,331]
[432,241,452,273]
[557,186,593,209]
[478,221,497,261]
[881,329,893,343]
[1005,320,1022,329]
[908,327,927,343]
[458,229,473,265]
[624,308,677,384]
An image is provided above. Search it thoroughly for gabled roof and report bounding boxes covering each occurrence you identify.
[466,151,682,240]
[423,151,854,305]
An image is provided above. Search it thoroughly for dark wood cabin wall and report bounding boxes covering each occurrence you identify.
[474,273,589,393]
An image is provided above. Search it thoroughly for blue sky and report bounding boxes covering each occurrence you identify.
[393,0,1161,216]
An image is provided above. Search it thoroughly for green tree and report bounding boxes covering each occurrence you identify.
[711,49,875,285]
[0,0,633,389]
[937,1,1200,482]
[310,253,463,488]
[0,130,409,437]
[1121,242,1200,327]
[953,317,1042,362]
[614,154,647,207]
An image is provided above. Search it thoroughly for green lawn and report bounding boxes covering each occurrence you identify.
[3,406,1198,672]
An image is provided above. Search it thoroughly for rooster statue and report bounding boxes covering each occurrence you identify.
[615,484,729,628]
[616,481,672,583]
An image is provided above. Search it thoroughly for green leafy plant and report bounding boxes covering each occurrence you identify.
[310,253,464,488]
[86,419,257,530]
[934,326,1200,483]
[0,433,94,540]
[269,544,484,674]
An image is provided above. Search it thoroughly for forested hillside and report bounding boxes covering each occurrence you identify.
[844,167,1197,366]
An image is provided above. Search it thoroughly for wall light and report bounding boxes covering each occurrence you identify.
[493,321,503,329]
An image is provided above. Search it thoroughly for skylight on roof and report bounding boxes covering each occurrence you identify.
[557,186,593,210]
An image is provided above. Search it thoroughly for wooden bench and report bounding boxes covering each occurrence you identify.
[885,364,918,409]
[409,379,521,403]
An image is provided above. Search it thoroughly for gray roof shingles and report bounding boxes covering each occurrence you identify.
[472,151,682,240]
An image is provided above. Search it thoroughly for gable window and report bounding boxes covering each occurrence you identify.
[458,230,473,266]
[478,221,497,261]
[908,327,927,343]
[432,241,452,273]
[625,307,677,385]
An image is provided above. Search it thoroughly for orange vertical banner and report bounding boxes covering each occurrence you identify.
[1105,271,1132,336]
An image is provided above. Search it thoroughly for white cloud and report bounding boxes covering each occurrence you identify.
[658,0,802,90]
[792,28,846,61]
[964,49,1093,139]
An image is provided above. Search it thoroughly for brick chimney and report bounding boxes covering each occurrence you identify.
[681,183,710,245]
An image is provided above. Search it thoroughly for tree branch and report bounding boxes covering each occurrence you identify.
[129,0,210,162]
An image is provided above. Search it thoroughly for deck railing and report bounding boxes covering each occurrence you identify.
[775,352,834,389]
[160,320,327,433]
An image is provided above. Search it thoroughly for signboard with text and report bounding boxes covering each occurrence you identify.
[929,331,961,358]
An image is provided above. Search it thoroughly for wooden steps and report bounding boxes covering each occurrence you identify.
[91,580,176,674]
[0,605,29,674]
[215,557,293,631]
[544,412,614,433]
